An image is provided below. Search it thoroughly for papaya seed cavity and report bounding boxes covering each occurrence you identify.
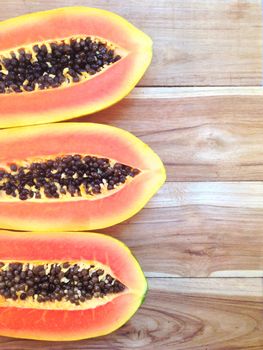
[0,261,126,305]
[0,154,140,201]
[0,36,122,94]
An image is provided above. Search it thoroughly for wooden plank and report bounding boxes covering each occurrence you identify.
[0,278,261,349]
[1,0,262,86]
[101,181,263,277]
[76,87,263,181]
[149,181,263,209]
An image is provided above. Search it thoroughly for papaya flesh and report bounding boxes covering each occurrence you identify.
[0,7,152,128]
[0,231,147,341]
[0,123,165,231]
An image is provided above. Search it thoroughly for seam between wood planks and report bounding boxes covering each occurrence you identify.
[127,86,263,98]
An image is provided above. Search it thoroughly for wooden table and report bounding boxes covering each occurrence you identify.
[1,1,263,349]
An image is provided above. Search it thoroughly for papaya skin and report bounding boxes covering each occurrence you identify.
[0,7,152,128]
[0,123,166,231]
[0,231,147,341]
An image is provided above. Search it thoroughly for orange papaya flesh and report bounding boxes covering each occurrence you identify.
[0,231,147,341]
[0,7,152,128]
[0,123,166,231]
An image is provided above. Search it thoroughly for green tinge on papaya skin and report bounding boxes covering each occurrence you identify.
[0,231,147,341]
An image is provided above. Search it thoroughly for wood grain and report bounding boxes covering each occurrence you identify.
[0,278,261,350]
[1,0,262,86]
[101,181,263,277]
[75,87,263,181]
[150,182,263,209]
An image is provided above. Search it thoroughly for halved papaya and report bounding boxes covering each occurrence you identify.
[0,122,165,231]
[0,7,152,128]
[0,230,147,341]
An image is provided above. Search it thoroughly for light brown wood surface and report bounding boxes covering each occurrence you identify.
[0,1,262,350]
[80,87,263,181]
[103,181,263,278]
